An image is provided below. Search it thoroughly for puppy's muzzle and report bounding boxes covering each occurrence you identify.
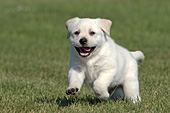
[75,38,96,57]
[79,38,87,45]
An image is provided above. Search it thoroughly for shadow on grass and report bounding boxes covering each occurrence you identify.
[34,95,102,107]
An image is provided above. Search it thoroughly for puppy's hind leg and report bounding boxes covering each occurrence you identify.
[123,65,141,103]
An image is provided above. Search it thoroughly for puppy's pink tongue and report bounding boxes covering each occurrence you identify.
[80,52,89,56]
[81,47,91,52]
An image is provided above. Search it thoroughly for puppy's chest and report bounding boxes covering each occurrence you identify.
[84,63,100,87]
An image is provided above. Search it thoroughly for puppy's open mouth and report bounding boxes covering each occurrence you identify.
[75,47,96,57]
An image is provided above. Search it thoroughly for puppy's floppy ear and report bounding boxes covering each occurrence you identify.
[66,17,79,38]
[97,19,112,36]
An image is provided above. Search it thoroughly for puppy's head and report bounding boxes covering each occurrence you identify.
[66,17,112,57]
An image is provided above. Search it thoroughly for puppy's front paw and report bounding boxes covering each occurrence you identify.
[66,88,79,95]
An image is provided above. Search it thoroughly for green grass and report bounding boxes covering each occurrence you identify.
[0,0,170,112]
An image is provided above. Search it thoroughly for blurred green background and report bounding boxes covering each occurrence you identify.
[0,0,170,112]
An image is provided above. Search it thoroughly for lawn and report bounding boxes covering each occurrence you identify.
[0,0,170,112]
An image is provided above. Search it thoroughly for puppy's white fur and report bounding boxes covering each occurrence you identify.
[66,17,144,103]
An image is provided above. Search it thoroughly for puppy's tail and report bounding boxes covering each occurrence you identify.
[131,51,145,62]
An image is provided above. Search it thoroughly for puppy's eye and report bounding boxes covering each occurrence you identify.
[74,31,80,35]
[89,31,95,36]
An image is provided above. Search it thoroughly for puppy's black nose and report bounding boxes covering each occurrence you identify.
[79,38,87,45]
